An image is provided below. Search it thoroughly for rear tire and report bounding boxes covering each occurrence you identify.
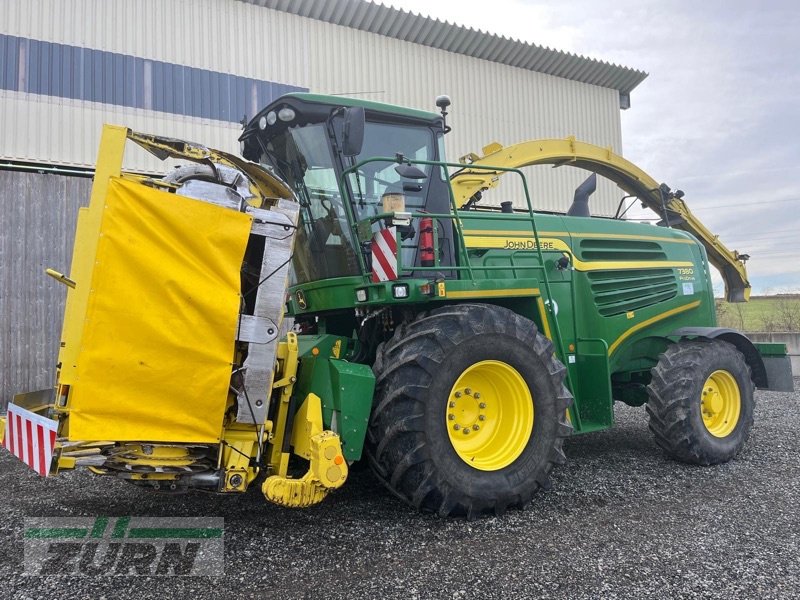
[365,303,573,518]
[646,339,755,465]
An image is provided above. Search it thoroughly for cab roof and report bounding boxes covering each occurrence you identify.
[279,92,441,122]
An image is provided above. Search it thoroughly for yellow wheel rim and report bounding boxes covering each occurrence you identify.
[701,370,741,438]
[446,360,534,471]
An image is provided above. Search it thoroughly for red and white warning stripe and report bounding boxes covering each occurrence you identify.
[371,227,398,283]
[3,404,58,477]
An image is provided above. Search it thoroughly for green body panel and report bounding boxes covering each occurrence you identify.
[288,210,718,436]
[294,335,375,460]
[753,342,789,357]
[573,339,614,432]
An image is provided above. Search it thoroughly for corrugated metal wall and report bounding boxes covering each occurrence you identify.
[1,0,623,214]
[0,1,628,404]
[0,171,91,408]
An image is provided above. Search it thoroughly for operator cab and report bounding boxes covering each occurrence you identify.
[240,93,455,285]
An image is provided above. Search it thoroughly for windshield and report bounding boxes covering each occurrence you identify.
[259,124,359,284]
[345,123,436,220]
[343,122,437,274]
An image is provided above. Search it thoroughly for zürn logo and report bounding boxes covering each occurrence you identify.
[23,517,224,576]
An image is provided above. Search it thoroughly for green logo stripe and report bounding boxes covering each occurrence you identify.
[24,527,88,539]
[90,517,109,538]
[127,528,223,539]
[112,516,130,538]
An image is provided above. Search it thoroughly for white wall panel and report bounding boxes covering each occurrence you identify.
[0,91,244,173]
[1,0,627,215]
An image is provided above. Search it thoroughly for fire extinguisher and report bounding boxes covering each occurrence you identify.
[419,217,435,267]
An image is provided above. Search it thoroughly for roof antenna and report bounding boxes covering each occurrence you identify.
[435,95,452,134]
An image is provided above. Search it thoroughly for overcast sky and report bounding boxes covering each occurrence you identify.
[390,0,799,296]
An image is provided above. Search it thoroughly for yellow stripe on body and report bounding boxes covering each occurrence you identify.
[535,296,553,340]
[446,287,540,299]
[608,300,701,355]
[463,236,693,272]
[462,230,697,245]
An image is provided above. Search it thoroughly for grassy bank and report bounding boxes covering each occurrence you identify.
[716,295,800,332]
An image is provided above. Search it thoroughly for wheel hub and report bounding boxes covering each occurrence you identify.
[700,370,741,438]
[703,388,724,416]
[449,390,484,432]
[446,360,534,471]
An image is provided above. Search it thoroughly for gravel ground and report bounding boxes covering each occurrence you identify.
[1,382,798,599]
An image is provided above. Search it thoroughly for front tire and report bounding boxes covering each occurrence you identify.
[646,339,755,465]
[365,303,573,518]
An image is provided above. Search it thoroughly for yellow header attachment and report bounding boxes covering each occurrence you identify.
[450,137,751,302]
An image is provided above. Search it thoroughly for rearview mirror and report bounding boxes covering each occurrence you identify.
[342,106,365,157]
[394,163,428,180]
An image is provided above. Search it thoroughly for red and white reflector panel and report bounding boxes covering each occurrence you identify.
[3,404,58,477]
[371,227,398,283]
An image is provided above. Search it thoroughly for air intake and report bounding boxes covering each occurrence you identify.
[588,268,678,317]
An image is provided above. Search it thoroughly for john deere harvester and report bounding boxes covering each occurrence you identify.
[1,94,793,517]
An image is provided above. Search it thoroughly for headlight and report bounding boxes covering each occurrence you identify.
[392,284,409,299]
[266,111,277,126]
[356,289,368,302]
[278,107,296,122]
[258,116,268,130]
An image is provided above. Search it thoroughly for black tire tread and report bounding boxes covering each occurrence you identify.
[365,303,572,518]
[646,338,755,465]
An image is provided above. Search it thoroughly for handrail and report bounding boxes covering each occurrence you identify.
[339,156,577,408]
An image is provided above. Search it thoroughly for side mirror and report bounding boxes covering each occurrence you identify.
[342,106,365,157]
[394,163,428,180]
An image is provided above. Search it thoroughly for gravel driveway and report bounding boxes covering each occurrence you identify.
[1,382,798,599]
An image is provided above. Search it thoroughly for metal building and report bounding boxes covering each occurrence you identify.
[0,0,647,404]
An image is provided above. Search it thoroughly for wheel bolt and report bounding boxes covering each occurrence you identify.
[465,388,472,395]
[478,415,486,421]
[448,414,455,420]
[479,402,486,409]
[449,401,456,408]
[474,392,481,399]
[463,428,470,435]
[473,425,480,431]
[455,392,462,398]
[454,424,461,430]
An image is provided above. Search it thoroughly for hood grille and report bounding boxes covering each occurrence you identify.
[588,268,678,317]
[578,238,668,261]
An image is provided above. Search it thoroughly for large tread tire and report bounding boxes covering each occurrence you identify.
[365,303,573,518]
[646,339,755,465]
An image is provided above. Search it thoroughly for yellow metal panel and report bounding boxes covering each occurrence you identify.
[58,125,128,384]
[68,177,252,442]
[290,393,324,460]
